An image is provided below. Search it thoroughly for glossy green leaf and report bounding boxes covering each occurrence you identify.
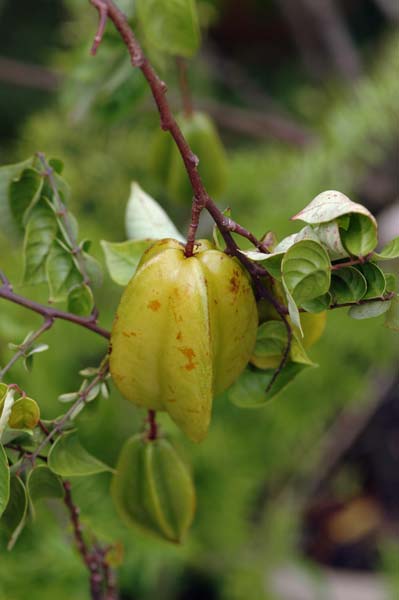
[330,267,367,303]
[23,203,58,284]
[48,431,112,477]
[240,249,284,279]
[355,263,386,299]
[384,294,399,331]
[348,300,391,320]
[27,466,64,507]
[67,283,94,316]
[340,213,378,257]
[48,158,64,175]
[301,293,331,313]
[292,190,376,225]
[101,239,154,286]
[0,444,10,518]
[8,397,40,430]
[46,242,82,302]
[1,476,28,550]
[228,363,308,408]
[111,435,195,543]
[373,236,399,260]
[251,321,287,367]
[125,182,185,242]
[282,240,331,305]
[137,0,200,58]
[9,167,43,227]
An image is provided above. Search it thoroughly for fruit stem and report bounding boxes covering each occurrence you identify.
[147,410,158,441]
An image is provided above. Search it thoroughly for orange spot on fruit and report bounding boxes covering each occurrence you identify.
[176,331,182,341]
[229,276,240,293]
[148,299,161,311]
[178,347,197,371]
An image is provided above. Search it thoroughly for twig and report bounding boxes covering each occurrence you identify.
[328,292,394,311]
[63,480,104,600]
[146,409,158,441]
[0,282,110,340]
[0,317,53,380]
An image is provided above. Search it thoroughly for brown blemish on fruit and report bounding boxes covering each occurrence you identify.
[176,331,182,341]
[178,347,197,371]
[122,331,137,338]
[166,398,176,403]
[147,299,161,311]
[229,276,240,294]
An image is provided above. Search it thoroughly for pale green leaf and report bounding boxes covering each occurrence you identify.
[314,220,349,259]
[348,301,391,320]
[101,239,154,285]
[0,444,10,519]
[0,158,35,236]
[373,236,399,260]
[48,431,112,477]
[292,190,377,225]
[125,182,185,242]
[340,213,378,257]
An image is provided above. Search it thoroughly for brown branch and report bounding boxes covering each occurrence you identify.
[146,409,158,441]
[63,480,105,600]
[0,280,110,340]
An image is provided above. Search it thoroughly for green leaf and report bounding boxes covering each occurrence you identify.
[67,283,94,316]
[0,444,10,519]
[9,167,43,228]
[330,267,367,303]
[314,221,349,259]
[0,158,35,236]
[48,158,64,175]
[46,242,82,302]
[340,213,378,257]
[23,203,58,284]
[282,279,303,336]
[348,301,391,320]
[373,236,399,260]
[292,190,377,225]
[355,263,386,299]
[1,476,28,550]
[384,273,397,293]
[125,182,185,242]
[8,397,40,430]
[82,252,103,288]
[47,431,112,477]
[240,249,284,279]
[301,293,331,313]
[27,466,64,506]
[282,240,331,306]
[384,294,399,331]
[228,363,308,408]
[137,0,200,58]
[101,239,154,286]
